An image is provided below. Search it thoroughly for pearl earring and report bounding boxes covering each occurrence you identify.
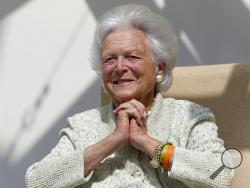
[155,75,163,83]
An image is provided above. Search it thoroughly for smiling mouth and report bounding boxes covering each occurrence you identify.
[113,79,135,85]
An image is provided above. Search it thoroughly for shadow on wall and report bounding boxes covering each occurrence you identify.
[0,0,27,20]
[161,0,250,66]
[0,79,100,188]
[86,0,158,19]
[0,0,28,90]
[0,28,3,76]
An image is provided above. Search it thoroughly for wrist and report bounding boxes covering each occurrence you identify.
[111,131,129,149]
[149,142,175,170]
[131,134,160,158]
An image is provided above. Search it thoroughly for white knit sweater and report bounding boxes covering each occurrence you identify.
[25,93,234,188]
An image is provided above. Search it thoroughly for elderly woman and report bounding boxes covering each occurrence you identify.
[25,4,233,188]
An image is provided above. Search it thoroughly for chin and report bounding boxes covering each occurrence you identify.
[113,91,137,103]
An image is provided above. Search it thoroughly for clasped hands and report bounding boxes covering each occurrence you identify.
[112,99,150,153]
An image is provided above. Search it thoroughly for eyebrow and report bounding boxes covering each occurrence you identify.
[102,48,145,58]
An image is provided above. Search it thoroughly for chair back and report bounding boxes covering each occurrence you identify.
[165,63,250,188]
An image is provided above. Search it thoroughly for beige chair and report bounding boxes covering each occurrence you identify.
[101,62,250,188]
[165,63,250,188]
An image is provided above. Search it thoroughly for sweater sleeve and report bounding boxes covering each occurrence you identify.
[25,123,93,188]
[167,102,234,188]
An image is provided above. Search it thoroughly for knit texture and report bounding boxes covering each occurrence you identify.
[25,93,234,188]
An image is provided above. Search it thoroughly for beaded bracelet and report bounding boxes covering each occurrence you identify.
[150,142,165,168]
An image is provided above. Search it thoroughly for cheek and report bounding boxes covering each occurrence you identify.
[102,66,113,80]
[129,64,144,76]
[134,63,157,85]
[130,63,155,79]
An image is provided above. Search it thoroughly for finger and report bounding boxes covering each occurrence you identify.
[114,100,146,125]
[116,110,129,120]
[113,103,140,121]
[130,118,147,134]
[115,100,146,121]
[113,102,133,114]
[124,108,144,126]
[130,99,146,118]
[129,118,138,128]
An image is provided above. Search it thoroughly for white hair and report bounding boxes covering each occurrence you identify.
[90,4,179,92]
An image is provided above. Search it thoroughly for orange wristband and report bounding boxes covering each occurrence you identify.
[163,145,175,171]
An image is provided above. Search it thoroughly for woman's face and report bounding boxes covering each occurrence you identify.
[101,28,160,105]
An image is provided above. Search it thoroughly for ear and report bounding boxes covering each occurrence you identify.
[156,63,166,75]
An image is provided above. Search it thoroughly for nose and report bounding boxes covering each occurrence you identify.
[115,56,128,74]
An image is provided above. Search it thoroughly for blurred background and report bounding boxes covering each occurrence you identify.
[0,0,250,187]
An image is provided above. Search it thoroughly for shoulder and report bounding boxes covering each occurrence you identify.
[59,105,110,148]
[163,98,218,147]
[67,105,109,129]
[163,97,215,122]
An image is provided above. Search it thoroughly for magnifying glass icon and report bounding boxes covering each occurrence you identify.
[210,148,243,180]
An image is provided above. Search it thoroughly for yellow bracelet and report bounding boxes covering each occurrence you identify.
[159,144,170,165]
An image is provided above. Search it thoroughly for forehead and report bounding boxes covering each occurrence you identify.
[101,28,150,55]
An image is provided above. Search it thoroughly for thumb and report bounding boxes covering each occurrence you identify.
[130,118,138,126]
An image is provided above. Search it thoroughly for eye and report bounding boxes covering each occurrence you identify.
[127,55,141,62]
[103,56,116,64]
[130,55,139,59]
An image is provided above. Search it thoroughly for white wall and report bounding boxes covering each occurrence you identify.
[0,0,250,187]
